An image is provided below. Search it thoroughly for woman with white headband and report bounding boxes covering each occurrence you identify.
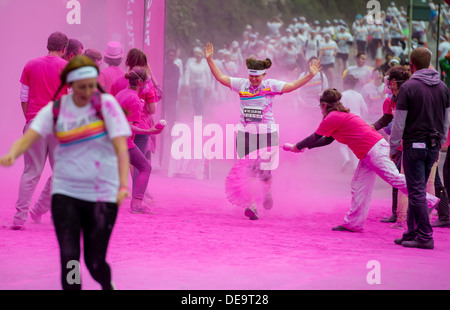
[0,55,131,290]
[204,42,322,220]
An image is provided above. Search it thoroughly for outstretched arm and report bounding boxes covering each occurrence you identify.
[289,133,334,153]
[0,129,41,167]
[205,42,231,88]
[129,122,162,135]
[281,59,322,93]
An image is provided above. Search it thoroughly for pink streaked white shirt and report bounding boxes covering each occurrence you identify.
[30,92,131,203]
[230,78,286,134]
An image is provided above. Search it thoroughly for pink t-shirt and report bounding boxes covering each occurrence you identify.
[20,55,68,122]
[115,88,144,149]
[382,95,396,115]
[98,66,125,94]
[110,75,128,97]
[111,76,157,130]
[316,111,383,159]
[137,83,157,130]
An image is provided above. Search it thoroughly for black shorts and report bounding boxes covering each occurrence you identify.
[336,53,348,62]
[321,63,335,70]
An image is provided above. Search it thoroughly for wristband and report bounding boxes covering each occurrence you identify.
[119,186,129,192]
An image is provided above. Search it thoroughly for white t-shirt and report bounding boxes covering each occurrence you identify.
[185,58,211,88]
[354,25,368,41]
[341,89,368,119]
[304,37,320,61]
[439,41,450,59]
[298,71,328,104]
[267,22,283,37]
[370,24,384,40]
[360,82,386,122]
[30,92,131,203]
[346,65,372,91]
[336,32,353,54]
[319,40,338,64]
[230,78,286,133]
[389,21,403,39]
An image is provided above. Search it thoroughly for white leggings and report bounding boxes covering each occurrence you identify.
[342,139,439,232]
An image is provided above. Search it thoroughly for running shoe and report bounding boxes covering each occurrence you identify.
[130,204,156,214]
[244,206,259,220]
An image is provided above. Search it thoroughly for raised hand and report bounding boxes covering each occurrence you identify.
[309,58,322,76]
[204,42,214,59]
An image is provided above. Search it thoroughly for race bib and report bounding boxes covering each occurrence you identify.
[243,107,263,123]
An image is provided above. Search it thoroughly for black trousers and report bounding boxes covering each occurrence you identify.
[402,146,440,242]
[51,194,118,290]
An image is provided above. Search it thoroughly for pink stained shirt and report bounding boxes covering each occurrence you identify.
[98,66,125,94]
[315,111,383,159]
[20,55,68,122]
[382,95,396,116]
[115,88,144,149]
[110,75,128,97]
[111,75,157,130]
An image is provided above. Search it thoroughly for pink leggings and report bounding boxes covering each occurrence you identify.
[128,146,152,200]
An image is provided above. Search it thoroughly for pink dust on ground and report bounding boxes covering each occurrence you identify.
[1,96,450,290]
[1,0,450,291]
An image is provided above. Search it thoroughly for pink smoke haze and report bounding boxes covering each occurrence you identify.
[0,0,450,293]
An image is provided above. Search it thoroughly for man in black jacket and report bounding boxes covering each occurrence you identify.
[390,47,450,249]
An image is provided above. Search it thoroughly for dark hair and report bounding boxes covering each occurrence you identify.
[387,65,410,86]
[343,74,358,89]
[126,48,148,69]
[384,52,394,60]
[372,67,383,74]
[47,32,68,52]
[52,55,104,101]
[64,39,84,58]
[84,48,102,63]
[308,56,318,64]
[356,52,366,59]
[410,47,431,70]
[246,57,272,70]
[320,88,350,117]
[125,66,148,86]
[104,56,122,67]
[167,48,177,56]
